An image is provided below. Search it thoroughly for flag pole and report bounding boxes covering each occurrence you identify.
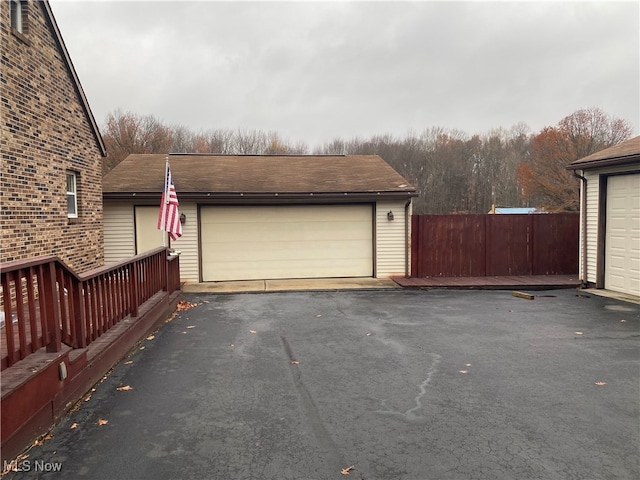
[162,156,169,247]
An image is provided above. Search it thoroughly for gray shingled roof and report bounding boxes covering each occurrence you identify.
[567,136,640,170]
[103,154,416,200]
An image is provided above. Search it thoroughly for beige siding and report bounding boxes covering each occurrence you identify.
[584,171,599,284]
[582,165,639,286]
[169,202,199,282]
[375,200,409,278]
[104,201,199,282]
[104,201,135,264]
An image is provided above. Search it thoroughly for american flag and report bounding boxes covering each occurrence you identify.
[157,159,182,241]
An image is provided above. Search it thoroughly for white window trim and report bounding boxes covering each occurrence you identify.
[66,172,78,218]
[10,0,23,33]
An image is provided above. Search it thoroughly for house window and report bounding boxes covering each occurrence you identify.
[10,0,25,34]
[66,172,78,218]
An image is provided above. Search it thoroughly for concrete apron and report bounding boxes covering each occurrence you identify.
[182,277,400,294]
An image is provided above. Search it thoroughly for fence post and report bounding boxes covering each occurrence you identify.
[410,215,418,277]
[43,261,62,353]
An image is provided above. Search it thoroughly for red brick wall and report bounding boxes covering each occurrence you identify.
[0,0,104,272]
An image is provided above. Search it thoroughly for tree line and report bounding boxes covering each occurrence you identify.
[101,107,633,214]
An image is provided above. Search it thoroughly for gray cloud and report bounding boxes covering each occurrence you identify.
[51,0,639,147]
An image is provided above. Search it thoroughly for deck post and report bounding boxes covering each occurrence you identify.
[43,261,62,353]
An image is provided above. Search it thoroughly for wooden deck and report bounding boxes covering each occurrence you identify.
[392,275,581,290]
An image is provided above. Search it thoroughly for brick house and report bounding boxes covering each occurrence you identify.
[1,0,106,272]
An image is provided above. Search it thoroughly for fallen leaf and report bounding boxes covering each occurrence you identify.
[70,423,78,429]
[33,433,54,446]
[116,385,133,391]
[146,335,155,340]
[176,300,199,311]
[124,360,133,365]
[595,382,607,386]
[459,370,468,374]
[139,346,145,350]
[340,465,355,475]
[97,419,109,426]
[249,330,257,334]
[187,325,196,329]
[291,360,300,365]
[84,395,92,402]
[575,331,584,335]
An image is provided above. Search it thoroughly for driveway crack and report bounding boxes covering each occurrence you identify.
[281,335,346,473]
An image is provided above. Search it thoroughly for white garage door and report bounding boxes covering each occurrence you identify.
[201,205,373,281]
[605,174,640,296]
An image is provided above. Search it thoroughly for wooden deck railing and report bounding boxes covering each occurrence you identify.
[0,247,180,370]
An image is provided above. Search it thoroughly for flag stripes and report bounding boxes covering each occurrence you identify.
[157,160,182,241]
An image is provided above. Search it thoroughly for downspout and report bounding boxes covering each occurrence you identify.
[404,200,411,277]
[572,170,588,288]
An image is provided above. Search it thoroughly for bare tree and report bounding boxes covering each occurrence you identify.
[102,110,173,173]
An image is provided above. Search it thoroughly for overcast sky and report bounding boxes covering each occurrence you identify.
[50,0,639,148]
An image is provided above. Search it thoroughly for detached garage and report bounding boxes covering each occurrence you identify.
[567,136,640,297]
[103,154,416,283]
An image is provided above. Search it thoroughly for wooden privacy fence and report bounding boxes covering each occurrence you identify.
[0,247,181,370]
[411,213,579,278]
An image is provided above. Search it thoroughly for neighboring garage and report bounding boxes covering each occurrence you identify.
[103,154,416,283]
[606,174,640,293]
[568,135,640,297]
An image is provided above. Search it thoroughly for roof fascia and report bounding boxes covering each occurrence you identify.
[103,191,418,202]
[566,154,640,171]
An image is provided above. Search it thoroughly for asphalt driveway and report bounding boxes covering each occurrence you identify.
[5,289,639,480]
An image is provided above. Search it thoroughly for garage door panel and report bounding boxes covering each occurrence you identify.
[201,205,373,281]
[211,257,371,280]
[203,225,372,243]
[206,239,371,262]
[605,174,640,295]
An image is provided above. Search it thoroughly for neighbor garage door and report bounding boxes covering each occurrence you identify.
[200,205,373,281]
[605,173,640,295]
